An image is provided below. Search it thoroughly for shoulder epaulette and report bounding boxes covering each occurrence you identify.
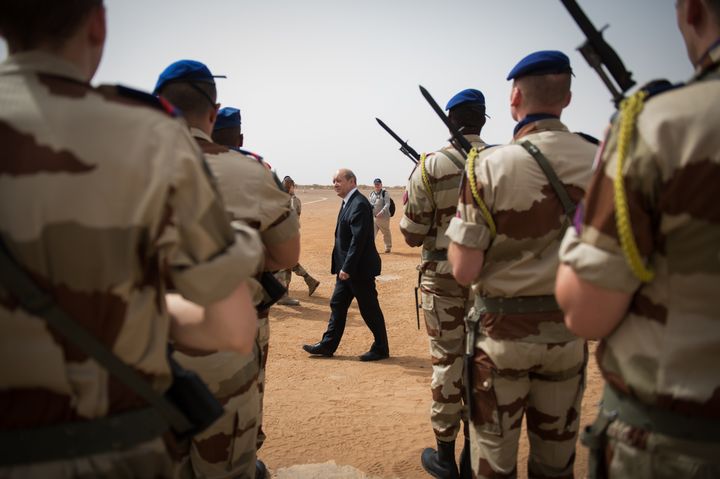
[236,147,264,162]
[99,84,180,117]
[574,132,600,145]
[639,79,681,101]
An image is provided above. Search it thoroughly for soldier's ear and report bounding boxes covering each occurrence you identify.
[87,5,107,48]
[683,0,702,26]
[510,85,522,108]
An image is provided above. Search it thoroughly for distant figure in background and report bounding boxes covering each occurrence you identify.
[276,175,321,306]
[369,178,393,253]
[302,169,390,361]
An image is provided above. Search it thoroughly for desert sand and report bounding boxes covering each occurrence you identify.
[261,186,602,479]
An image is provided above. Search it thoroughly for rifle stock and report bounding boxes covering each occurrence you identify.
[560,0,635,106]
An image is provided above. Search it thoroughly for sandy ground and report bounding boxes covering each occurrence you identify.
[261,187,602,479]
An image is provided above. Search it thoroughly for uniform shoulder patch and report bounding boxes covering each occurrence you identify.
[96,84,180,117]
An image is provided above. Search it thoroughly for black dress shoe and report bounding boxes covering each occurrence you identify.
[359,349,389,361]
[302,342,334,357]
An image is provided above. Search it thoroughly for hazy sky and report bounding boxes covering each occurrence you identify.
[1,1,691,186]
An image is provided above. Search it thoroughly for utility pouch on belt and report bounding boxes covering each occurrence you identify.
[256,271,287,312]
[0,238,223,464]
[165,350,225,439]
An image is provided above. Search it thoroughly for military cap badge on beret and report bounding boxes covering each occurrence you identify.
[214,107,242,130]
[506,50,573,80]
[445,88,486,111]
[153,59,226,94]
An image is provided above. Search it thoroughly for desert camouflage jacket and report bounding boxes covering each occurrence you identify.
[559,44,720,418]
[447,119,595,342]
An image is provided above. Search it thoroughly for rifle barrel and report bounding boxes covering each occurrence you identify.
[559,0,635,100]
[418,85,473,155]
[375,117,420,163]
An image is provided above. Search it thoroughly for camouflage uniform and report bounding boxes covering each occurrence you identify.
[400,135,485,443]
[173,128,298,479]
[369,188,392,252]
[559,44,720,477]
[446,118,595,477]
[0,52,262,478]
[277,192,318,294]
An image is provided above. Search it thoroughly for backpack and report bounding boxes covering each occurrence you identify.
[382,190,396,217]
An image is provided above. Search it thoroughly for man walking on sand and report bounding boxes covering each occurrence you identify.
[302,169,390,361]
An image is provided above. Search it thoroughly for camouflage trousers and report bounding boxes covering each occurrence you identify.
[0,438,172,479]
[373,216,392,250]
[598,419,720,478]
[276,264,310,287]
[468,335,586,478]
[421,287,471,443]
[173,314,269,479]
[255,311,270,451]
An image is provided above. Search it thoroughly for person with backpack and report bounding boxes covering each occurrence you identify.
[369,178,393,253]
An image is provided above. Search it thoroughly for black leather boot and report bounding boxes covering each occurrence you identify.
[421,439,459,479]
[458,437,471,479]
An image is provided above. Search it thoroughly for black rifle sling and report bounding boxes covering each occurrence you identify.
[519,140,576,218]
[443,148,466,171]
[0,237,194,435]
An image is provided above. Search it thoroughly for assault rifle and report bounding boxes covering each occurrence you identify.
[375,117,420,165]
[419,85,473,158]
[559,0,636,106]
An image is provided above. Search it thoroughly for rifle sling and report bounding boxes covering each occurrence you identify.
[421,249,448,262]
[0,238,195,440]
[519,140,576,218]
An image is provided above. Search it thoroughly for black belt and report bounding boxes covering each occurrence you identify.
[475,294,560,314]
[421,249,448,262]
[0,407,167,466]
[602,385,720,442]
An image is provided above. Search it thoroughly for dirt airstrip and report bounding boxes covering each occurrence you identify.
[261,186,602,479]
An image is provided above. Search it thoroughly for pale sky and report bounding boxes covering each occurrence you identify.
[1,1,691,186]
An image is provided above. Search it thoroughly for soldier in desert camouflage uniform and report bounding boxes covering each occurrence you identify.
[447,52,596,478]
[400,89,488,479]
[0,1,263,477]
[556,1,720,476]
[155,62,300,479]
[275,175,320,306]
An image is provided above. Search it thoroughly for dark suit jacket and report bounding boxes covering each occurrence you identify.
[331,190,381,279]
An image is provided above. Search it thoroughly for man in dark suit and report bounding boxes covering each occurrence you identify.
[303,168,390,361]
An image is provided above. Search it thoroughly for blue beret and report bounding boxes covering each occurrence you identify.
[214,107,241,130]
[153,59,226,94]
[445,89,486,110]
[506,50,573,80]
